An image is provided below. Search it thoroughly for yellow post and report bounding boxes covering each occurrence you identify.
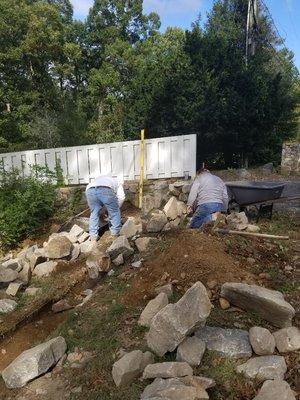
[139,129,145,209]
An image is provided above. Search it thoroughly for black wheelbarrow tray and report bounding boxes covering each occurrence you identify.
[226,182,285,206]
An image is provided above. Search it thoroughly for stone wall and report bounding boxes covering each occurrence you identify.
[56,178,193,215]
[281,142,300,174]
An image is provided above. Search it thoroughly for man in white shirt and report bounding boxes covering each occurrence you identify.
[187,168,228,229]
[86,175,125,241]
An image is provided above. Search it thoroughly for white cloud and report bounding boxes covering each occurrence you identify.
[70,0,93,18]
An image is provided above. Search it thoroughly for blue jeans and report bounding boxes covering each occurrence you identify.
[86,187,122,239]
[190,202,224,229]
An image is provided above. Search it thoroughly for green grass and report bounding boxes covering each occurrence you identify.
[52,276,148,400]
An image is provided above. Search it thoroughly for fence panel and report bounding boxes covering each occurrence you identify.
[0,134,196,184]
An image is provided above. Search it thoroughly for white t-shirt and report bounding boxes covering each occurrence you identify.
[86,176,125,207]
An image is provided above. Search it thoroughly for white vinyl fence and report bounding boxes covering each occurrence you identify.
[0,134,197,185]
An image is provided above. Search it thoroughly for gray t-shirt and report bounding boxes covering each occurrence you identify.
[187,172,229,210]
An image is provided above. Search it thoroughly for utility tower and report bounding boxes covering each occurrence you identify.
[246,0,258,66]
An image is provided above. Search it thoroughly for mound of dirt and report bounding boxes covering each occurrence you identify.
[125,230,258,306]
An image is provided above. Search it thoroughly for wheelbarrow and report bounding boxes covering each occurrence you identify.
[226,182,285,221]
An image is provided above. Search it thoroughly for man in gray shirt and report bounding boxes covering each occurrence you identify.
[187,168,228,229]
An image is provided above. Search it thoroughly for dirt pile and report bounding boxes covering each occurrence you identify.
[125,230,257,306]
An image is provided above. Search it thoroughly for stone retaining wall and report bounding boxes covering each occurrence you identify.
[281,142,300,174]
[56,178,193,215]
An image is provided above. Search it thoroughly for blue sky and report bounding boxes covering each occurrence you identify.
[70,0,300,69]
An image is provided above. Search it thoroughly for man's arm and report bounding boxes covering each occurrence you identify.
[187,179,200,209]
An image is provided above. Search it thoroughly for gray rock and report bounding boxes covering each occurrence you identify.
[236,355,287,381]
[195,326,252,358]
[139,293,169,327]
[253,379,296,400]
[78,232,89,244]
[164,197,180,220]
[249,327,276,355]
[236,169,251,179]
[154,284,173,299]
[86,249,111,273]
[120,218,142,238]
[180,375,216,390]
[24,287,41,296]
[141,378,185,399]
[147,282,212,356]
[143,362,193,379]
[44,236,72,259]
[28,249,46,271]
[176,336,206,366]
[0,299,18,313]
[147,213,168,233]
[273,327,300,353]
[70,244,81,261]
[107,236,134,260]
[80,240,95,254]
[33,261,58,277]
[70,217,89,232]
[112,254,124,266]
[6,282,23,297]
[0,266,18,284]
[135,237,155,252]
[1,259,20,271]
[69,224,84,238]
[2,336,67,388]
[131,260,142,269]
[158,385,200,400]
[112,350,153,387]
[221,283,295,328]
[18,262,31,284]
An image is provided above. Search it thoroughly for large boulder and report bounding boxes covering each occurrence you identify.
[86,249,111,274]
[146,213,168,233]
[120,218,142,238]
[176,336,206,366]
[141,377,210,400]
[142,362,193,379]
[1,337,67,388]
[1,259,21,271]
[249,327,276,355]
[6,282,23,297]
[107,236,134,260]
[112,350,154,387]
[139,293,169,327]
[236,355,287,381]
[135,237,156,252]
[195,326,252,359]
[253,379,296,400]
[220,283,295,328]
[33,261,58,277]
[164,197,180,220]
[44,236,72,259]
[147,282,211,356]
[273,327,300,353]
[0,266,18,285]
[0,299,18,313]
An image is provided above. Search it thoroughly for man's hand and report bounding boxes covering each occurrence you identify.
[187,205,193,215]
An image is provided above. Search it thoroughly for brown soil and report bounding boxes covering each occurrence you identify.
[124,229,258,306]
[0,259,86,338]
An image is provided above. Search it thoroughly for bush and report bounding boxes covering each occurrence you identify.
[0,165,57,250]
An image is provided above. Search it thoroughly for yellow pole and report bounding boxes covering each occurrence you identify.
[139,129,145,209]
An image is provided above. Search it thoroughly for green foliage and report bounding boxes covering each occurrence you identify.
[0,165,56,249]
[0,0,299,168]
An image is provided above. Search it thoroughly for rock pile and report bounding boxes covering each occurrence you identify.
[110,279,298,400]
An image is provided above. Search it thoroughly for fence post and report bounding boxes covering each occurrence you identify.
[139,129,145,209]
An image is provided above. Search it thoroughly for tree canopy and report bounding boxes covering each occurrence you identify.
[0,0,299,167]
